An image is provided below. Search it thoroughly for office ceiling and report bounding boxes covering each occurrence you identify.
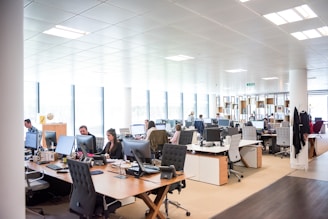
[24,0,328,96]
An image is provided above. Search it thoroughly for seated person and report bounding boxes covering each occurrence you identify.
[145,120,157,140]
[170,124,181,144]
[100,128,123,159]
[79,125,97,153]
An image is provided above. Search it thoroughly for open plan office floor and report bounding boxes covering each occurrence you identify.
[27,149,328,219]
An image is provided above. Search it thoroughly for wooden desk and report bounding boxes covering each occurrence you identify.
[25,160,187,219]
[185,139,262,185]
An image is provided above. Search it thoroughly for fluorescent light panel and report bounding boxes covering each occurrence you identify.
[291,26,328,40]
[262,77,278,80]
[263,4,317,26]
[165,55,194,61]
[43,25,89,39]
[225,69,247,73]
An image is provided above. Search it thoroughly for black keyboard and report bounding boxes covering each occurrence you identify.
[46,164,63,170]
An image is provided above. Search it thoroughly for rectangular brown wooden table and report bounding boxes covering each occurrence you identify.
[25,159,187,219]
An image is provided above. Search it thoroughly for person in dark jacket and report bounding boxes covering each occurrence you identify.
[101,128,123,159]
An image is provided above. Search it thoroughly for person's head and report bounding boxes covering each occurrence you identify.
[106,128,117,142]
[199,114,203,119]
[148,120,156,129]
[79,125,89,135]
[24,119,32,128]
[216,113,220,118]
[190,111,194,116]
[144,119,149,129]
[175,124,182,131]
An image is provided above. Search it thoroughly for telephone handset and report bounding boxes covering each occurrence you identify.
[159,165,177,179]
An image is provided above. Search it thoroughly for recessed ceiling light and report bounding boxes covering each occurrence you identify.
[165,55,194,61]
[263,4,317,26]
[43,25,89,39]
[262,77,279,80]
[225,69,247,73]
[240,0,250,2]
[291,26,328,40]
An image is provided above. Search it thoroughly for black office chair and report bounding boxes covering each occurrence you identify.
[178,130,194,145]
[25,169,50,217]
[67,159,121,219]
[160,143,191,217]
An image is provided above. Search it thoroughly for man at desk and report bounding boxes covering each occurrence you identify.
[79,125,97,153]
[24,119,38,133]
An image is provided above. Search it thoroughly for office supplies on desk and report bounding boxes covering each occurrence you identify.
[46,164,64,171]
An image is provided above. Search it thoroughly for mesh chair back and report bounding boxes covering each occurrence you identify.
[228,134,242,163]
[161,144,187,171]
[276,127,290,146]
[178,130,194,145]
[67,159,97,217]
[242,126,257,140]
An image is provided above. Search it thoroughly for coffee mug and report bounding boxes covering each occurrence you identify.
[33,155,40,162]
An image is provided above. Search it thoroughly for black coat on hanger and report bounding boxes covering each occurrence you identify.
[293,107,302,158]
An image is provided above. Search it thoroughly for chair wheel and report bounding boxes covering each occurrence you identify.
[238,179,241,182]
[186,211,191,216]
[241,175,244,178]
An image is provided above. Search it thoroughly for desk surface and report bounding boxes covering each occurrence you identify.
[187,139,261,154]
[25,160,185,200]
[26,159,187,219]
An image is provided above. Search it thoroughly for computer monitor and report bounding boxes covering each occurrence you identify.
[227,127,239,136]
[203,128,220,146]
[122,139,152,163]
[211,118,218,125]
[203,118,212,124]
[76,135,95,154]
[218,119,230,127]
[155,123,166,130]
[25,132,38,154]
[185,120,192,128]
[314,117,322,122]
[130,124,145,136]
[44,131,57,148]
[119,128,130,135]
[55,136,75,157]
[252,120,264,130]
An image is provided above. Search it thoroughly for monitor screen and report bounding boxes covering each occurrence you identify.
[25,132,38,150]
[119,128,130,135]
[203,118,212,124]
[204,128,220,142]
[122,139,151,163]
[44,131,57,148]
[76,135,95,154]
[155,123,166,130]
[55,136,75,156]
[218,119,230,127]
[130,124,145,136]
[314,117,322,122]
[252,121,264,130]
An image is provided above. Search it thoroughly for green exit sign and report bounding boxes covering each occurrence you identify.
[246,82,255,86]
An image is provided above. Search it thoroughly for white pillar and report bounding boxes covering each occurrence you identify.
[0,1,25,218]
[289,69,308,170]
[209,94,217,118]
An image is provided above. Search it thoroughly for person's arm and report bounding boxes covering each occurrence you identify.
[170,131,178,144]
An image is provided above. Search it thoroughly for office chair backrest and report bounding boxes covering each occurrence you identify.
[95,137,104,151]
[242,126,257,140]
[67,159,97,217]
[178,130,194,145]
[228,134,242,163]
[276,127,290,146]
[161,143,187,171]
[148,130,168,153]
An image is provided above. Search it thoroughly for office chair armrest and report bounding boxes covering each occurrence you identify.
[26,170,45,183]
